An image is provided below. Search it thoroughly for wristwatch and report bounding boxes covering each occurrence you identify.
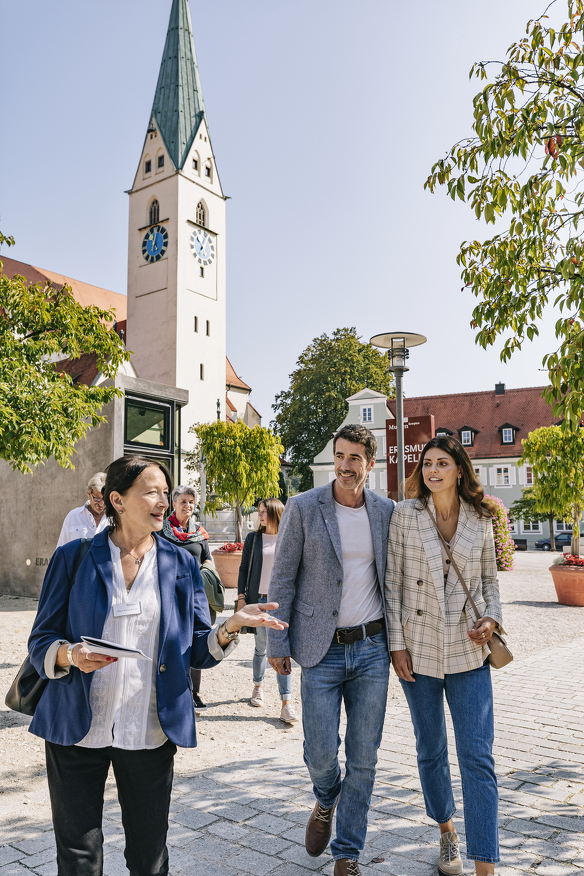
[219,621,239,642]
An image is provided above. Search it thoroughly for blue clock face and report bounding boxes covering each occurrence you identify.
[142,225,168,263]
[189,229,215,266]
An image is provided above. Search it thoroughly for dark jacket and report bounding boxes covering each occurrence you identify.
[28,530,219,748]
[237,531,266,634]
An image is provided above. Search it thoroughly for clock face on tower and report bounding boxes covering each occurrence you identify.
[189,228,215,266]
[142,225,168,263]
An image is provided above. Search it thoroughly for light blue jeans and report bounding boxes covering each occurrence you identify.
[399,661,499,863]
[301,631,390,862]
[253,596,292,699]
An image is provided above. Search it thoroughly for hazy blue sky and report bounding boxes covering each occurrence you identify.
[1,0,564,421]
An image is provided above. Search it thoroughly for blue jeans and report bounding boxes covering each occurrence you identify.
[301,631,390,862]
[254,596,292,699]
[400,661,499,863]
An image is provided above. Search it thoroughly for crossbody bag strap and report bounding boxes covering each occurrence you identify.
[425,506,481,623]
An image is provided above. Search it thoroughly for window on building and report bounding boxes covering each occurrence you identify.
[145,159,152,174]
[200,363,204,380]
[526,466,534,486]
[502,427,514,444]
[368,471,376,490]
[199,267,204,277]
[193,157,198,171]
[474,467,481,479]
[361,406,373,423]
[149,199,159,226]
[522,520,542,533]
[555,520,573,532]
[125,399,170,450]
[205,162,212,178]
[461,430,472,446]
[206,320,210,336]
[196,202,205,226]
[379,470,387,491]
[157,154,165,169]
[496,466,510,486]
[194,316,198,333]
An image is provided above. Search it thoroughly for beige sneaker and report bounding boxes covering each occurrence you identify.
[438,830,463,876]
[250,685,264,707]
[280,701,299,724]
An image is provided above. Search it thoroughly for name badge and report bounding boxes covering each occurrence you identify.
[112,602,141,617]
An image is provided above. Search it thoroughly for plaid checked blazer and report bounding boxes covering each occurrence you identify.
[384,497,503,679]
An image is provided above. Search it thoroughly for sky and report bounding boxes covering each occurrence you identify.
[0,0,567,423]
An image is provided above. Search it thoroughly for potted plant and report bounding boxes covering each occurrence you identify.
[484,494,515,571]
[186,420,284,585]
[550,554,584,606]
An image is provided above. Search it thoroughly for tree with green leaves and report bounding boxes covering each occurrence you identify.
[519,425,584,554]
[186,420,284,543]
[509,486,556,550]
[0,234,129,473]
[271,327,395,492]
[426,2,584,427]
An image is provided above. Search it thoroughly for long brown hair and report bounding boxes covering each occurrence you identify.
[256,498,285,533]
[405,436,493,518]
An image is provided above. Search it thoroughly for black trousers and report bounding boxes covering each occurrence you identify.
[190,668,201,694]
[45,739,176,876]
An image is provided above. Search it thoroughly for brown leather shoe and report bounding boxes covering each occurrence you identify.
[334,859,361,876]
[305,797,338,857]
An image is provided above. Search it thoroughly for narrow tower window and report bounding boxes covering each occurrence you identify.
[199,267,204,277]
[194,316,198,332]
[206,320,210,336]
[196,202,205,226]
[205,163,212,178]
[192,157,198,171]
[145,159,152,174]
[149,199,159,226]
[200,363,205,380]
[158,154,165,169]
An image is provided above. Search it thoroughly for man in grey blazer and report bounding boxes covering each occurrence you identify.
[268,424,394,876]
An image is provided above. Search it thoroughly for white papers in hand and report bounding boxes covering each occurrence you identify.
[81,636,152,661]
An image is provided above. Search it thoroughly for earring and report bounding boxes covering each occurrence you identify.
[118,509,124,514]
[457,476,461,488]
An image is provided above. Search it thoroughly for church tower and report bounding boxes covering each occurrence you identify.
[127,0,226,453]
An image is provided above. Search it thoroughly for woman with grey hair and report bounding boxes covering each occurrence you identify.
[56,472,109,547]
[160,484,214,711]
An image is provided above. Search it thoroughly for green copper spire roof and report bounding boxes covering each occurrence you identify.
[151,0,206,170]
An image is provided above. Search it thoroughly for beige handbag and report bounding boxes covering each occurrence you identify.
[427,508,513,669]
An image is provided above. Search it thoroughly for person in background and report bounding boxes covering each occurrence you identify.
[159,485,215,713]
[28,455,286,876]
[56,472,109,547]
[237,498,298,724]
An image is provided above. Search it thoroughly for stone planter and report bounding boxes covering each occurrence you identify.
[212,550,242,589]
[549,564,584,606]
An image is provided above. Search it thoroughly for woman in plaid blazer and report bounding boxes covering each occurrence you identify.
[385,436,503,876]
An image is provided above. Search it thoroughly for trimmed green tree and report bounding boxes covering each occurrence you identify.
[186,420,284,543]
[519,425,584,555]
[425,2,584,427]
[509,486,556,551]
[272,327,395,492]
[0,236,129,472]
[484,494,515,571]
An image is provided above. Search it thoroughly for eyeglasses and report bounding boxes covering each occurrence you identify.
[90,494,105,504]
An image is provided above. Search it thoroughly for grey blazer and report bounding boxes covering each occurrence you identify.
[267,482,395,668]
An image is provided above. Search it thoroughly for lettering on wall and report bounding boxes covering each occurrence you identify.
[35,558,49,567]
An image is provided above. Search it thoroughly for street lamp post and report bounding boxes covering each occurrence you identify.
[370,332,427,501]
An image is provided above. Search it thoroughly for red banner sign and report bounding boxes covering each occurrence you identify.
[386,415,435,501]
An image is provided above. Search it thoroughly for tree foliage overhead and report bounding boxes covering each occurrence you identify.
[186,420,284,543]
[426,1,584,427]
[519,424,584,554]
[0,238,129,473]
[271,327,395,492]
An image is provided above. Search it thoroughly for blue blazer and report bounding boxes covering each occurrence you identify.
[28,530,218,748]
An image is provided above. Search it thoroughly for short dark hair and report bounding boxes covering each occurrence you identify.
[104,456,173,529]
[256,497,285,533]
[333,424,377,463]
[405,436,493,518]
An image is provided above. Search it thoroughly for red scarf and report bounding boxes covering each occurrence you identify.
[167,513,209,543]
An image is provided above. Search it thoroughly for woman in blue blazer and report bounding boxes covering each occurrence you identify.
[28,455,286,876]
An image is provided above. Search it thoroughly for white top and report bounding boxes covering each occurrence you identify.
[56,502,109,548]
[335,500,383,629]
[44,539,237,750]
[258,534,278,595]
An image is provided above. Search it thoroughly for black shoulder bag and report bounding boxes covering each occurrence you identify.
[5,538,93,716]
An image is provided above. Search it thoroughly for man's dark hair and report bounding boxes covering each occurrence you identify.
[104,455,173,528]
[332,424,377,463]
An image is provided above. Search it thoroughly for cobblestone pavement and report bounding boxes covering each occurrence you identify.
[0,554,583,876]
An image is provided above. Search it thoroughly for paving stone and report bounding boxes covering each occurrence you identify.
[227,847,282,875]
[13,849,55,870]
[534,814,584,832]
[268,864,318,876]
[534,860,584,876]
[502,820,557,839]
[165,824,202,848]
[102,852,129,876]
[523,839,581,863]
[169,810,218,830]
[10,839,54,858]
[277,842,332,870]
[245,813,297,835]
[237,829,292,855]
[206,821,250,840]
[0,866,36,876]
[204,802,260,821]
[0,853,22,870]
[30,863,57,876]
[184,834,240,860]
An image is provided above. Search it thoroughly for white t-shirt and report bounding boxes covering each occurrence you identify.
[56,502,109,548]
[335,500,383,629]
[258,533,278,595]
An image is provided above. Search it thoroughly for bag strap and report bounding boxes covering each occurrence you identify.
[425,506,481,623]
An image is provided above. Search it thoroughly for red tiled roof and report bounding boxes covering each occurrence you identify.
[226,356,251,391]
[54,352,100,387]
[387,385,558,459]
[226,395,237,412]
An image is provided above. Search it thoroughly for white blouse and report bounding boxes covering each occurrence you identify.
[45,537,237,750]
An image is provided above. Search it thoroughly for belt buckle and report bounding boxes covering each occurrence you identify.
[335,630,344,644]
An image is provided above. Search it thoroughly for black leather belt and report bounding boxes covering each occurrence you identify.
[334,618,385,645]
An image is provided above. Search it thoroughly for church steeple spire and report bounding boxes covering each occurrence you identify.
[151,0,206,171]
